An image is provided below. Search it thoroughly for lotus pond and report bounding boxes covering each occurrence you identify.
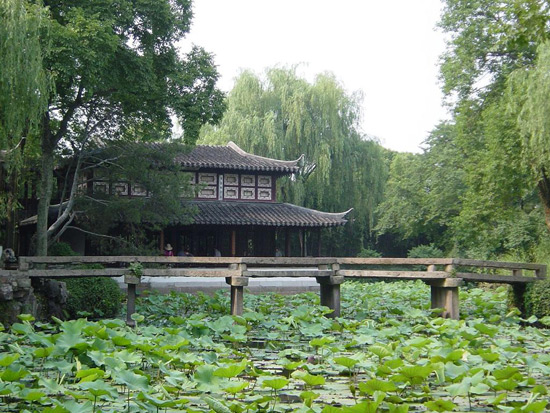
[1,280,550,412]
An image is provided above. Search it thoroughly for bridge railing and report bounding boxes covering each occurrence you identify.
[2,256,546,322]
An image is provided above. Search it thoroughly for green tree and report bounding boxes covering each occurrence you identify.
[200,68,388,255]
[435,0,550,259]
[439,0,549,102]
[0,0,50,243]
[376,123,466,253]
[511,41,550,232]
[71,142,196,254]
[34,0,225,255]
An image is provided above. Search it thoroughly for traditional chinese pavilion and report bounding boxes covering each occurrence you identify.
[164,142,351,257]
[20,142,352,257]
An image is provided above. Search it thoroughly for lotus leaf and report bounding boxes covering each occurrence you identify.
[423,399,456,412]
[0,353,20,366]
[222,380,249,394]
[114,369,149,391]
[1,366,29,381]
[358,379,397,394]
[333,356,360,369]
[213,361,247,378]
[262,377,289,390]
[293,371,326,387]
[79,379,118,399]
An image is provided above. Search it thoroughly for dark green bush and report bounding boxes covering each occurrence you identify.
[357,248,382,258]
[48,243,122,318]
[64,272,122,319]
[407,244,445,258]
[49,242,79,256]
[524,279,550,318]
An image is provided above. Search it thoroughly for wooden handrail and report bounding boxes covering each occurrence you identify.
[9,256,545,282]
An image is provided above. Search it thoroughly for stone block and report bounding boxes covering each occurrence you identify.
[124,274,141,285]
[316,275,345,285]
[59,282,68,304]
[16,277,31,289]
[226,276,249,287]
[0,283,13,300]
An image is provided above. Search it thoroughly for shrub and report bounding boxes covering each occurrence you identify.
[49,242,78,256]
[357,248,382,258]
[524,279,550,318]
[48,243,122,318]
[407,244,445,258]
[64,271,122,319]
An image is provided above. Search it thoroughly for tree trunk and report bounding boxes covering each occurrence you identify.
[36,128,55,256]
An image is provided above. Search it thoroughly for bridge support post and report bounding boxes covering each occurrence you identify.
[426,278,462,320]
[316,271,344,318]
[124,273,140,326]
[226,276,248,316]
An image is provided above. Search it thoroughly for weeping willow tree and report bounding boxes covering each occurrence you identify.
[510,41,550,233]
[200,68,388,255]
[0,0,50,245]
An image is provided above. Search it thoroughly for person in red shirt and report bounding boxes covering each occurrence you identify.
[164,244,174,256]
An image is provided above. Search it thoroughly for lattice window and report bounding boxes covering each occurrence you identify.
[93,181,109,194]
[131,183,147,196]
[241,175,255,187]
[241,187,256,200]
[258,188,272,200]
[224,187,239,199]
[199,187,217,199]
[198,173,217,185]
[258,175,272,187]
[113,182,129,196]
[224,174,239,186]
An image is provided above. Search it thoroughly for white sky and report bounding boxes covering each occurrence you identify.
[183,0,448,153]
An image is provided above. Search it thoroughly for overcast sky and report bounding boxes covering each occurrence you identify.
[182,0,448,153]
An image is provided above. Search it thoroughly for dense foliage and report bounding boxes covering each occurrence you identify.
[199,68,389,256]
[63,277,122,320]
[1,282,550,411]
[0,0,50,246]
[47,242,122,318]
[0,0,226,254]
[375,0,550,262]
[73,142,197,255]
[525,279,550,319]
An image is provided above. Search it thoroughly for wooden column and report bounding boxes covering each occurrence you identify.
[316,263,344,318]
[124,273,140,326]
[317,228,322,257]
[160,230,165,252]
[226,276,249,316]
[426,278,462,320]
[231,230,236,257]
[285,229,291,257]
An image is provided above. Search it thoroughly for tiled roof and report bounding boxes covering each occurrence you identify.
[20,200,352,228]
[186,201,352,228]
[175,141,302,173]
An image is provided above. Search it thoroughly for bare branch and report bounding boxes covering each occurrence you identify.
[52,212,75,243]
[47,149,84,237]
[82,195,111,206]
[52,82,85,145]
[64,225,129,244]
[80,155,123,171]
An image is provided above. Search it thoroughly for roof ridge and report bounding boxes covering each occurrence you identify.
[226,141,304,166]
[282,203,354,218]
